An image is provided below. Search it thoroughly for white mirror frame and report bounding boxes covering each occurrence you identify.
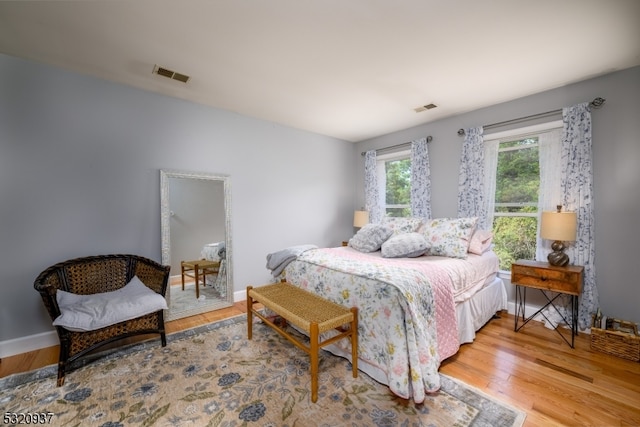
[160,169,233,320]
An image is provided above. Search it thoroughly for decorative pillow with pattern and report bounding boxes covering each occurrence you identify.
[422,217,478,259]
[381,232,429,258]
[348,223,394,253]
[382,217,424,235]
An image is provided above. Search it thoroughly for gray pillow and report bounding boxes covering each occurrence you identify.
[348,223,394,253]
[381,232,429,258]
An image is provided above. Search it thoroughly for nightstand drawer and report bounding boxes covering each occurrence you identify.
[511,260,583,295]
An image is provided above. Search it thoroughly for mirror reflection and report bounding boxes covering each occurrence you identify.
[160,169,233,321]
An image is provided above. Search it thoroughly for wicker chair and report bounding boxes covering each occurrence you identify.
[34,254,170,386]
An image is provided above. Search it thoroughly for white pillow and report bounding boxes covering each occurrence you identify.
[422,217,478,259]
[53,276,168,332]
[381,232,429,258]
[348,223,394,253]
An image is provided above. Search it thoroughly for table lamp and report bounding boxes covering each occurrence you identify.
[540,205,577,266]
[353,210,369,228]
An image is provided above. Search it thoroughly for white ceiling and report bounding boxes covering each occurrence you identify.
[1,1,639,142]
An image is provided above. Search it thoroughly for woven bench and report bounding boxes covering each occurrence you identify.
[246,282,358,402]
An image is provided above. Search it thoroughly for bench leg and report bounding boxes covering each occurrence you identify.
[246,286,253,340]
[310,322,319,403]
[195,265,200,299]
[350,307,358,378]
[181,263,186,291]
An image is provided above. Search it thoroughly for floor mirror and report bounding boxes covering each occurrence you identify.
[160,169,233,321]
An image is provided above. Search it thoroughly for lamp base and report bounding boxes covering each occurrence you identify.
[547,240,570,267]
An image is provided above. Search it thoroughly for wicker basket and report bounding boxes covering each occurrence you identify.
[590,319,640,362]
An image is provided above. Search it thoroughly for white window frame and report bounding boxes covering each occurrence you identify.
[484,120,562,272]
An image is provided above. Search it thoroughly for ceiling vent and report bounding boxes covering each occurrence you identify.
[414,103,437,113]
[153,65,190,83]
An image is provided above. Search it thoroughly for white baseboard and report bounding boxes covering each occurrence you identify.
[506,300,544,319]
[233,289,246,302]
[0,290,249,359]
[0,330,59,359]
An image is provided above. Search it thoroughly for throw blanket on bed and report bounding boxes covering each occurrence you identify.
[284,247,459,403]
[265,244,318,277]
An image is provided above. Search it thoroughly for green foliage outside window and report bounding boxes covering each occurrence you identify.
[493,138,540,270]
[492,215,538,270]
[385,158,411,217]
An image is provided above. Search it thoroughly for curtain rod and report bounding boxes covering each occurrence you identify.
[456,97,605,136]
[360,135,432,156]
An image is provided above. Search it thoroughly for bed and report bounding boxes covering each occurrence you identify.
[272,218,507,403]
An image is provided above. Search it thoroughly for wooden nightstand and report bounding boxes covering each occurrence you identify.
[511,260,584,348]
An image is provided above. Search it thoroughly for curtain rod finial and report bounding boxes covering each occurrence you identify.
[590,97,605,108]
[457,129,465,136]
[426,135,433,143]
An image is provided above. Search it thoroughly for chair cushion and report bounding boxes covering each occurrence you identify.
[53,276,168,332]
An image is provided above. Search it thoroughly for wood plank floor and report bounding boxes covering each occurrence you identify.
[2,306,639,427]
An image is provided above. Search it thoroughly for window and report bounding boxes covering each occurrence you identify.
[378,151,411,218]
[492,137,540,270]
[485,122,562,271]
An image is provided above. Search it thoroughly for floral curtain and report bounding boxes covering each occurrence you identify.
[562,103,599,329]
[536,128,563,261]
[410,137,431,220]
[539,104,598,330]
[364,150,383,224]
[483,138,499,232]
[457,127,489,229]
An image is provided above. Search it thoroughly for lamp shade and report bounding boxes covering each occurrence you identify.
[540,210,577,242]
[353,210,369,228]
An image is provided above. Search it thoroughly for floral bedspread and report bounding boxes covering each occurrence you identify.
[283,247,460,403]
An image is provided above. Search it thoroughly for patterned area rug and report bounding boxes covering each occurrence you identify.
[0,316,525,427]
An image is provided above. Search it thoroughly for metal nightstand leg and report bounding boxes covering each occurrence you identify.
[514,285,578,348]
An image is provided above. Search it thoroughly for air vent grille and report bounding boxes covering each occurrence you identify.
[153,65,190,83]
[414,103,437,113]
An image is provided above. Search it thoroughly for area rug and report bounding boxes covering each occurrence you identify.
[169,283,226,314]
[0,316,526,427]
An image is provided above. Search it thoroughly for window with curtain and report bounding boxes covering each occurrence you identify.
[484,121,562,270]
[377,150,412,217]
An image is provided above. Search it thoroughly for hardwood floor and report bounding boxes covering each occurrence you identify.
[2,306,639,427]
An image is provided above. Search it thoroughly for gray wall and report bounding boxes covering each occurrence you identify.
[0,53,356,342]
[2,51,637,346]
[355,66,640,325]
[168,178,225,274]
